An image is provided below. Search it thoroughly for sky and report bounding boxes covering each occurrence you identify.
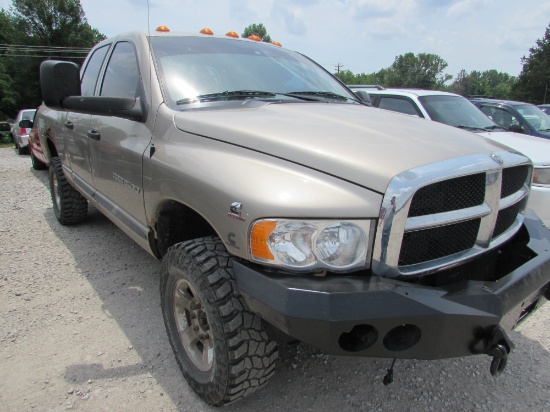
[2,0,550,79]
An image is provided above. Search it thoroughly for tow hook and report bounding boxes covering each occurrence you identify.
[488,344,508,375]
[486,326,514,376]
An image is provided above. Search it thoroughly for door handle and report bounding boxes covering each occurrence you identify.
[87,129,100,141]
[64,121,74,130]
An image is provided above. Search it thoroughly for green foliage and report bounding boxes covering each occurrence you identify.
[450,69,516,99]
[385,53,452,89]
[242,23,272,43]
[338,53,452,90]
[510,23,550,104]
[0,0,105,118]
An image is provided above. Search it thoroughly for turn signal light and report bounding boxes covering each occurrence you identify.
[250,221,276,260]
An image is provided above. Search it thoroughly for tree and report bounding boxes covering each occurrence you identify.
[384,53,452,89]
[242,23,272,43]
[511,23,550,104]
[450,69,516,99]
[0,0,105,116]
[10,0,104,47]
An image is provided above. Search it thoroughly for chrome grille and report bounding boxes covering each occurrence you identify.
[372,152,532,278]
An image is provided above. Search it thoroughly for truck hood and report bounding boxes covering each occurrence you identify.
[476,131,550,166]
[174,102,511,193]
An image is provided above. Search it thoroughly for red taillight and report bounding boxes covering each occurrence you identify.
[20,127,27,136]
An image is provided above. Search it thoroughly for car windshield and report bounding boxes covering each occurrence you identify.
[515,104,550,132]
[150,36,357,107]
[418,95,499,131]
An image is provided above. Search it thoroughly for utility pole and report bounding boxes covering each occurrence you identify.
[335,63,344,77]
[545,84,548,104]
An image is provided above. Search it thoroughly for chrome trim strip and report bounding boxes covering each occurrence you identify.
[372,151,532,278]
[405,204,491,231]
[499,187,528,209]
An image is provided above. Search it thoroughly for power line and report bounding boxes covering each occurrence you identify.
[0,43,90,51]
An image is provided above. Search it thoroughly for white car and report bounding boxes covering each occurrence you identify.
[13,108,37,155]
[354,88,550,227]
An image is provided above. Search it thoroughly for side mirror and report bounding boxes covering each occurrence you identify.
[19,119,33,128]
[40,60,81,109]
[508,124,524,133]
[40,60,146,122]
[353,90,372,106]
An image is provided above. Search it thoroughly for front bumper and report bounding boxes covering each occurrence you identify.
[234,211,550,360]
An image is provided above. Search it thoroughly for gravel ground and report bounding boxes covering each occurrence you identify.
[1,147,549,412]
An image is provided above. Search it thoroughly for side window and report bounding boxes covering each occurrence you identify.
[486,107,519,129]
[378,97,421,116]
[81,45,110,96]
[101,42,140,98]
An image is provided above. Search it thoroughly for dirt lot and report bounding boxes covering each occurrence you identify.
[1,148,549,411]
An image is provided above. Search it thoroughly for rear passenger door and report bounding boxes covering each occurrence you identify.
[88,41,151,228]
[64,44,110,197]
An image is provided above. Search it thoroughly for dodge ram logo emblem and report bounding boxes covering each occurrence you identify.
[490,153,504,165]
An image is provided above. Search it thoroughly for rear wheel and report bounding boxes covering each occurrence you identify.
[49,157,88,225]
[161,237,278,406]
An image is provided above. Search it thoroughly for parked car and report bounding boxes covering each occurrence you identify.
[351,87,550,227]
[12,108,37,154]
[26,113,48,170]
[469,98,550,139]
[0,120,12,143]
[539,104,550,115]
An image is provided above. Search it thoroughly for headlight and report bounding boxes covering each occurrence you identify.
[533,167,550,186]
[249,219,375,272]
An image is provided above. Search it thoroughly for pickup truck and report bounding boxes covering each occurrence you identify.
[33,28,550,406]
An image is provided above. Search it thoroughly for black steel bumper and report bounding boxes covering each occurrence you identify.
[234,211,550,360]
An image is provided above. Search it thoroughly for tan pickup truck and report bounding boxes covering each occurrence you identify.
[33,28,550,406]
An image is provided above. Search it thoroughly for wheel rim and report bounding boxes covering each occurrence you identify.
[52,173,61,209]
[173,279,214,372]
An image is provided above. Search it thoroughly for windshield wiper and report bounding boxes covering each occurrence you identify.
[456,125,487,132]
[286,91,356,102]
[177,90,277,105]
[176,90,327,105]
[483,125,507,131]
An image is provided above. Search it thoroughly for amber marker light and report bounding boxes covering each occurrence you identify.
[156,25,170,32]
[226,31,239,38]
[248,34,261,41]
[250,221,276,261]
[271,41,282,47]
[200,28,214,35]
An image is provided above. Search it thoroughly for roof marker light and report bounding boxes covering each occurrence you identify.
[200,28,214,35]
[226,31,239,38]
[247,34,261,41]
[271,41,282,47]
[156,25,170,32]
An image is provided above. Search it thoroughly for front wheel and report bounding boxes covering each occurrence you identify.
[49,157,88,225]
[161,237,278,406]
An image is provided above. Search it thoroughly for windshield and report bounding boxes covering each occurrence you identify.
[515,104,550,132]
[419,95,499,130]
[150,36,356,106]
